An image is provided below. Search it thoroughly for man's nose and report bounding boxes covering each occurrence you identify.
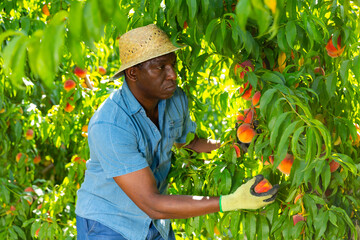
[166,65,177,81]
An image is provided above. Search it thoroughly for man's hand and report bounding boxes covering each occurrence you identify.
[174,135,220,153]
[220,175,279,211]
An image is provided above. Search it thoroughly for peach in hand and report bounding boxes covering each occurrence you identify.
[254,178,273,193]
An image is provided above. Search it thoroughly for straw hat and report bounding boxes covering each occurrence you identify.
[112,24,185,79]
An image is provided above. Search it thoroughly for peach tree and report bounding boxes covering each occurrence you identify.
[0,0,359,239]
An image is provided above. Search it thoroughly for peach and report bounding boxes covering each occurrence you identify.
[254,178,273,193]
[16,153,28,163]
[239,82,253,101]
[292,214,305,226]
[234,60,254,79]
[277,154,294,175]
[314,67,325,76]
[237,123,256,143]
[25,129,34,140]
[233,143,241,158]
[64,79,76,91]
[34,155,41,164]
[74,66,87,78]
[329,160,340,172]
[64,103,74,113]
[0,108,5,114]
[326,35,345,58]
[264,0,276,14]
[98,66,106,75]
[252,91,261,108]
[236,108,254,124]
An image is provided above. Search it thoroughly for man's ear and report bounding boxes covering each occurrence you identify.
[124,67,137,82]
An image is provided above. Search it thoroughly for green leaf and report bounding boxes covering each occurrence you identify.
[245,213,256,240]
[260,88,277,118]
[261,72,285,85]
[235,0,251,30]
[270,112,292,148]
[258,215,269,240]
[276,120,301,168]
[326,72,337,98]
[12,225,26,240]
[339,60,350,86]
[285,21,296,48]
[351,55,360,81]
[186,0,197,21]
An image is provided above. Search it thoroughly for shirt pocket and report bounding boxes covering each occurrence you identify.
[168,119,183,140]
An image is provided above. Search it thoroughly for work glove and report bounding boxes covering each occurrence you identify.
[220,175,279,212]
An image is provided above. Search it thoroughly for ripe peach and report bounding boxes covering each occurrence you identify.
[74,66,87,78]
[98,66,106,75]
[25,129,34,140]
[237,123,256,143]
[292,214,305,226]
[252,91,261,108]
[314,67,325,76]
[42,4,50,16]
[254,178,273,193]
[236,108,254,124]
[233,143,241,158]
[64,103,74,113]
[326,35,345,58]
[329,160,340,172]
[33,155,41,164]
[16,153,28,163]
[64,79,76,91]
[239,82,253,101]
[234,60,254,79]
[0,108,5,114]
[277,154,294,175]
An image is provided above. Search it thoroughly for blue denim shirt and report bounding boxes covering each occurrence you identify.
[75,80,196,240]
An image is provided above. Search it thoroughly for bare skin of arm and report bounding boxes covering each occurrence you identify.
[113,167,219,219]
[174,135,221,153]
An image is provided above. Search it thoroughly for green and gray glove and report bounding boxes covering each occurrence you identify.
[219,175,279,212]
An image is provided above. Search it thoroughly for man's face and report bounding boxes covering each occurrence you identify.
[133,52,177,100]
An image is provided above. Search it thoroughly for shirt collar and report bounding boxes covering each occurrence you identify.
[121,80,143,115]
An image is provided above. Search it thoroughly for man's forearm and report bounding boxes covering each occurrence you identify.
[183,137,221,153]
[147,194,220,219]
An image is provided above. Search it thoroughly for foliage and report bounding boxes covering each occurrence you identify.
[0,0,360,239]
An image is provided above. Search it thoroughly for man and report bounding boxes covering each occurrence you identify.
[75,24,279,240]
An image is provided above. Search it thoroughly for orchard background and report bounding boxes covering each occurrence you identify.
[1,0,360,239]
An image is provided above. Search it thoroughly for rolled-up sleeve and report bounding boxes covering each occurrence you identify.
[89,123,149,179]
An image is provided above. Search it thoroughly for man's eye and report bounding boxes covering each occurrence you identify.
[157,65,164,69]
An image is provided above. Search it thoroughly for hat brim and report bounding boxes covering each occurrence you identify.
[111,44,186,80]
